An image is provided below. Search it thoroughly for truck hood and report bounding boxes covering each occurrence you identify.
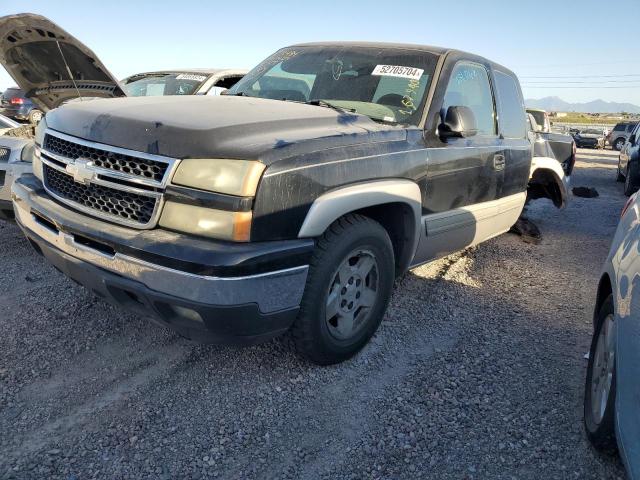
[0,13,125,112]
[44,95,405,163]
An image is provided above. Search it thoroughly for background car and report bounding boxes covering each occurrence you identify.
[121,69,247,97]
[617,123,640,195]
[0,87,43,124]
[0,112,19,134]
[607,121,639,151]
[0,136,32,220]
[571,128,605,149]
[585,191,640,480]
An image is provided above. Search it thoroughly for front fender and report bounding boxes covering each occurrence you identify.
[298,179,422,268]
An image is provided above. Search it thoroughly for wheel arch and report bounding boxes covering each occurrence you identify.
[529,157,568,208]
[298,179,422,275]
[594,273,613,328]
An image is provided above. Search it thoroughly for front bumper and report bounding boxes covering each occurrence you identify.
[12,175,313,344]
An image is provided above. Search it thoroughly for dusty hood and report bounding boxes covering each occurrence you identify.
[44,95,404,163]
[0,13,125,112]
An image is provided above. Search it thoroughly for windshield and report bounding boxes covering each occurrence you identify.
[122,72,210,96]
[229,46,439,125]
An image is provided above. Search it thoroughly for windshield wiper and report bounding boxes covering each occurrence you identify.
[305,99,356,113]
[221,91,250,97]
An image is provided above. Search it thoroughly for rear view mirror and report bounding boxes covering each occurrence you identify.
[438,106,478,139]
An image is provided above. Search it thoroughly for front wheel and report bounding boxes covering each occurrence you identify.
[614,138,626,151]
[584,295,617,453]
[292,214,395,365]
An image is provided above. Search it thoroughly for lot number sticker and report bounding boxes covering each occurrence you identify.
[372,65,423,80]
[176,74,208,82]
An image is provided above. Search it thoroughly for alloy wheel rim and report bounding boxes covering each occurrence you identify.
[590,314,615,424]
[325,249,379,340]
[32,111,42,123]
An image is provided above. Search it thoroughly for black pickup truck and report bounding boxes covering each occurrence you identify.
[11,40,564,364]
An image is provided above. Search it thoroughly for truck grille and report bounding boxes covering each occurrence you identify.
[44,165,157,225]
[43,133,168,182]
[40,130,176,229]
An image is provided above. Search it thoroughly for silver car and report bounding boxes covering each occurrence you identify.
[608,122,639,151]
[584,191,640,478]
[0,136,33,220]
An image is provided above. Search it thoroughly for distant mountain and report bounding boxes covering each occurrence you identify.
[525,96,640,114]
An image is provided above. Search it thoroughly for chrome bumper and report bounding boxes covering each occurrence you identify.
[12,180,308,314]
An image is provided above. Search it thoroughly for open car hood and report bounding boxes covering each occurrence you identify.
[0,13,126,112]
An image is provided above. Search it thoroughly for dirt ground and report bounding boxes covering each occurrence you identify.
[0,148,628,479]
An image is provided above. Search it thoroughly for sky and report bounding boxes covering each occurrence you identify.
[1,0,638,106]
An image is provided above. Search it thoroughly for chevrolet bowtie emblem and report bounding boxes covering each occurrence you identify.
[65,159,95,185]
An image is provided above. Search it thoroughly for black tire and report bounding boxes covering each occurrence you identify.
[292,214,395,365]
[584,295,617,453]
[614,138,625,151]
[28,109,43,125]
[624,163,639,196]
[616,160,625,182]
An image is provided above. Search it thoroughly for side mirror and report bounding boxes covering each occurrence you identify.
[439,106,477,139]
[630,135,636,145]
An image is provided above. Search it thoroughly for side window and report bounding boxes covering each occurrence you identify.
[614,124,625,132]
[442,62,496,136]
[628,124,637,132]
[494,71,526,139]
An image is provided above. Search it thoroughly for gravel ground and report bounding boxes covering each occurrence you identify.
[0,149,628,479]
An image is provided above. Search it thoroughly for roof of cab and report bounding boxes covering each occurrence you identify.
[287,42,517,77]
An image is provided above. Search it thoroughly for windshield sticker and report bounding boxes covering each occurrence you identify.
[176,74,208,82]
[372,65,423,80]
[398,78,422,116]
[255,50,298,74]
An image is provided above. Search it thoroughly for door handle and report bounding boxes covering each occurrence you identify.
[493,154,505,171]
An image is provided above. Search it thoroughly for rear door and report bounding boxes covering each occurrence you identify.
[492,69,530,199]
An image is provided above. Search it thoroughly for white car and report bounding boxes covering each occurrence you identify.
[121,69,247,97]
[584,191,640,479]
[0,136,32,220]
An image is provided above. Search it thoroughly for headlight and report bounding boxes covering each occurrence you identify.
[171,159,265,196]
[34,118,46,146]
[19,142,35,163]
[159,202,252,242]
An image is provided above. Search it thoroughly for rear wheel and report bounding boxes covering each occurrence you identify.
[614,138,626,151]
[292,214,395,365]
[28,109,43,125]
[584,295,617,453]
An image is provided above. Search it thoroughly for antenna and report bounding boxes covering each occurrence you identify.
[55,40,83,101]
